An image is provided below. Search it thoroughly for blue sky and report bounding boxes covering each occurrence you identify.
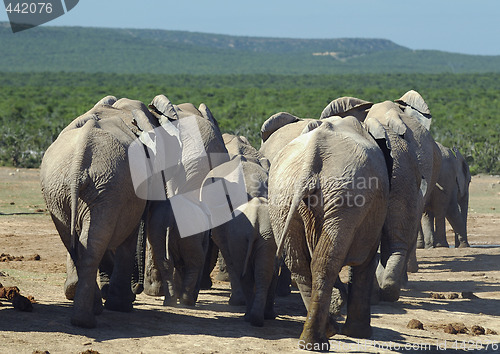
[2,0,499,55]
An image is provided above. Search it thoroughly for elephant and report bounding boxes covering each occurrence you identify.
[141,95,230,306]
[418,143,471,248]
[40,96,159,328]
[207,133,277,326]
[320,91,442,302]
[265,116,390,348]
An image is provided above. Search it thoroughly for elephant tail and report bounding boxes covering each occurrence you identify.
[69,120,94,262]
[132,202,149,294]
[275,175,317,260]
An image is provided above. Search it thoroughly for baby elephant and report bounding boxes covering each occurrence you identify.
[210,134,277,327]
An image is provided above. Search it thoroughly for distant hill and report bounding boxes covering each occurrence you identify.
[1,22,500,74]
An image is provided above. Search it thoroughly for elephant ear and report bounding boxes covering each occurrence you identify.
[198,103,220,129]
[453,146,471,197]
[93,95,117,108]
[395,90,432,131]
[367,108,407,137]
[176,102,202,118]
[62,95,117,134]
[320,97,372,121]
[364,117,394,185]
[149,94,179,123]
[300,120,324,135]
[112,98,159,132]
[260,112,300,142]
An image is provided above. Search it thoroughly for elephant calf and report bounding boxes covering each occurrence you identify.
[210,134,277,327]
[419,143,471,248]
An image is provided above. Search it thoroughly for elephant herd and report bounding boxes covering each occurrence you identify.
[39,90,470,350]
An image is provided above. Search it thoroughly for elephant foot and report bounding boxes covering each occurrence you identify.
[298,330,330,352]
[180,293,195,307]
[104,296,133,313]
[264,308,276,320]
[200,277,212,290]
[132,282,144,295]
[228,293,246,306]
[341,320,372,339]
[326,315,339,338]
[162,295,177,306]
[71,312,96,328]
[457,241,470,248]
[407,261,419,273]
[434,242,449,248]
[416,241,425,249]
[244,311,264,327]
[144,281,164,297]
[64,279,77,300]
[93,301,104,315]
[380,287,400,302]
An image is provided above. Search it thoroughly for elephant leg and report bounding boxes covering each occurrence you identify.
[104,230,137,313]
[245,247,276,327]
[143,241,164,296]
[200,237,218,290]
[421,211,435,249]
[148,227,177,306]
[264,266,278,321]
[178,231,208,306]
[211,228,246,306]
[64,252,78,300]
[71,223,108,328]
[98,249,114,300]
[299,234,343,351]
[447,201,469,248]
[416,225,425,249]
[342,253,377,339]
[406,241,419,273]
[433,213,449,247]
[215,252,231,282]
[276,262,292,297]
[379,251,406,302]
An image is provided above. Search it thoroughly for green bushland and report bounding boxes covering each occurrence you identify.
[0,72,498,174]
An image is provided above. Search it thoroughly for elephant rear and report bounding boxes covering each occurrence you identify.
[268,119,389,348]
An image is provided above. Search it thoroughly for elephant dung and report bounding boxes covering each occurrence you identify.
[407,319,424,330]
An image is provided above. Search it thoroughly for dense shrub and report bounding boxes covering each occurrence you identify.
[0,72,498,173]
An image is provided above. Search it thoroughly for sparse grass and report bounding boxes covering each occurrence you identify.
[469,175,500,214]
[0,167,45,215]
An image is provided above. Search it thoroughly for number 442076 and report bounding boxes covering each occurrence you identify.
[5,2,53,14]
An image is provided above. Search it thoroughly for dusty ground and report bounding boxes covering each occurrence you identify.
[0,167,499,353]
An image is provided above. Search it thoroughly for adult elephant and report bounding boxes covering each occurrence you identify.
[419,143,471,248]
[259,112,316,296]
[142,95,230,306]
[40,96,158,328]
[207,134,276,326]
[267,116,390,348]
[320,91,442,302]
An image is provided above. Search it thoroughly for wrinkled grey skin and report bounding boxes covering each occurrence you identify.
[418,143,471,248]
[267,117,389,348]
[320,91,442,302]
[40,96,158,328]
[209,134,277,326]
[143,96,230,306]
